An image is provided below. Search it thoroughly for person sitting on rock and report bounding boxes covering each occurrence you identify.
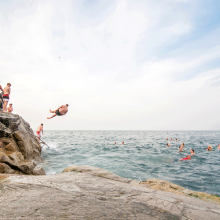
[7,103,13,113]
[206,145,212,151]
[47,104,69,119]
[179,155,191,161]
[36,124,44,139]
[190,149,195,155]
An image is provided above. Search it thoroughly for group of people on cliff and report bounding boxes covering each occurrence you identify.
[1,81,69,142]
[166,137,220,161]
[0,82,13,113]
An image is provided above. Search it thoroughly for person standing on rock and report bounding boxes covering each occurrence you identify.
[47,104,69,119]
[36,124,44,139]
[3,83,11,112]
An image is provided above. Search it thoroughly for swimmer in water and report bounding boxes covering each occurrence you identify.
[170,138,172,141]
[122,142,124,145]
[114,142,116,145]
[166,138,168,140]
[175,138,178,141]
[190,149,195,155]
[206,145,212,151]
[167,143,170,147]
[179,146,183,152]
[179,155,191,161]
[181,143,185,148]
[217,144,220,149]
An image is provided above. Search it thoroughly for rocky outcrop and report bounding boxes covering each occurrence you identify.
[0,112,45,175]
[0,166,219,219]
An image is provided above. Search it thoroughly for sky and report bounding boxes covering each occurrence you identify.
[0,0,220,130]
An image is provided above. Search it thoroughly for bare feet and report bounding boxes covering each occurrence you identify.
[49,109,52,113]
[47,117,50,119]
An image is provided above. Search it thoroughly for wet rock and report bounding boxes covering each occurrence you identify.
[0,112,45,175]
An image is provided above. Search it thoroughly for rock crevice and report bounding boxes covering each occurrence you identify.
[0,111,45,175]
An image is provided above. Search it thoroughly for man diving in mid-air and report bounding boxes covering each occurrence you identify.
[47,104,69,119]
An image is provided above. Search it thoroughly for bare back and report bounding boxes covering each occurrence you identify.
[3,86,10,95]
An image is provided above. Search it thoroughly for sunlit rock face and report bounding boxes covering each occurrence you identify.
[0,112,45,175]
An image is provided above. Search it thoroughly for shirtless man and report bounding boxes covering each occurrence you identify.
[3,83,11,112]
[7,103,13,113]
[179,155,191,161]
[36,124,43,139]
[47,104,69,119]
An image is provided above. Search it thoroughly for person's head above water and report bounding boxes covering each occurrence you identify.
[122,142,124,145]
[206,145,212,151]
[114,142,116,145]
[167,143,170,146]
[218,145,220,149]
[181,143,185,147]
[190,149,195,155]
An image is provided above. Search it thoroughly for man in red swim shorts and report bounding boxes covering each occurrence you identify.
[179,155,191,161]
[36,124,44,139]
[3,83,11,112]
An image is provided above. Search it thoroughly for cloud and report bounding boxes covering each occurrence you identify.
[0,0,220,130]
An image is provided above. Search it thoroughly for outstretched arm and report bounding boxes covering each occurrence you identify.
[0,85,3,92]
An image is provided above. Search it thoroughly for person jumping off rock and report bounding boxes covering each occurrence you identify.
[47,104,69,119]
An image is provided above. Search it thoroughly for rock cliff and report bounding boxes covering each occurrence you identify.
[0,111,45,175]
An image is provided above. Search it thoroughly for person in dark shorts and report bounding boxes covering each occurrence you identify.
[47,104,69,119]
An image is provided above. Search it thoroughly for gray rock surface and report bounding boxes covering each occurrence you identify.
[0,165,219,219]
[0,111,45,175]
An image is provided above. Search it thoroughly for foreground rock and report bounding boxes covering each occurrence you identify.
[0,111,45,175]
[0,166,220,219]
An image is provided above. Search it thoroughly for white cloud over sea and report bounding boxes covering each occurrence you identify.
[1,0,220,130]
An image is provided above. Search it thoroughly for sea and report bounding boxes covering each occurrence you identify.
[39,130,220,197]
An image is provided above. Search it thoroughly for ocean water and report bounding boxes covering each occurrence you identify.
[40,130,220,196]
